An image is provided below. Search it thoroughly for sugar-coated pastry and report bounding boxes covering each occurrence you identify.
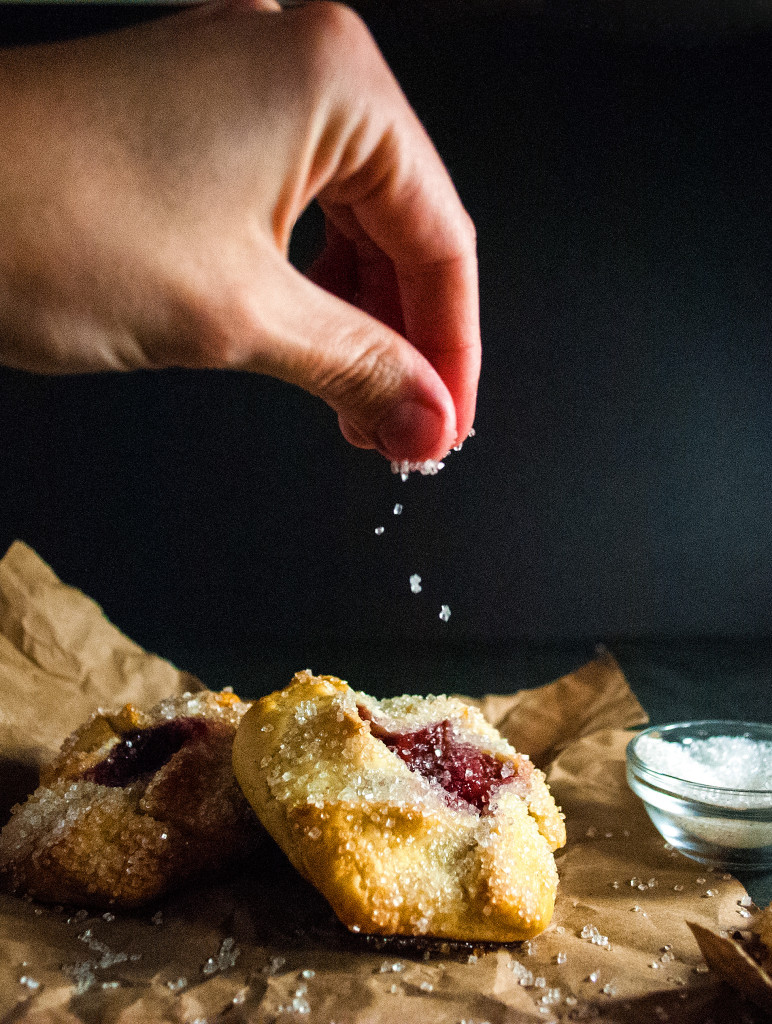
[233,671,566,942]
[0,690,262,908]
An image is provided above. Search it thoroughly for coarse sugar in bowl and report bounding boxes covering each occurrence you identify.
[626,720,772,871]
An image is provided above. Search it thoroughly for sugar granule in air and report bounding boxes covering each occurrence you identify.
[410,574,422,594]
[374,527,385,536]
[439,605,451,622]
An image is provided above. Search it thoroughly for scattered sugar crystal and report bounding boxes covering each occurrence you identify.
[439,605,451,622]
[264,956,286,976]
[540,988,561,1005]
[650,962,660,970]
[696,877,706,884]
[534,976,546,988]
[302,969,316,979]
[201,937,240,976]
[410,574,423,594]
[151,910,164,926]
[101,981,120,990]
[393,504,403,515]
[739,894,753,906]
[673,884,684,892]
[737,907,751,918]
[510,961,534,986]
[167,977,188,992]
[102,913,115,923]
[631,905,643,912]
[62,962,97,996]
[555,952,567,965]
[703,889,717,897]
[374,527,385,536]
[78,929,128,969]
[694,964,710,974]
[601,983,617,996]
[587,972,600,983]
[380,961,405,973]
[579,924,609,947]
[419,981,434,992]
[19,976,40,990]
[565,996,578,1007]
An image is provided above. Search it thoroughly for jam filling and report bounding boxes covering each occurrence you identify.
[359,707,532,813]
[83,717,212,787]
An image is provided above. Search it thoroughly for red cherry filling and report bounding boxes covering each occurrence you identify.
[359,708,532,813]
[83,717,212,787]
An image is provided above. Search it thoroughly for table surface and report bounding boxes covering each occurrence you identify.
[167,636,772,908]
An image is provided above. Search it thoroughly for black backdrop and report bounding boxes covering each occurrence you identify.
[1,2,770,684]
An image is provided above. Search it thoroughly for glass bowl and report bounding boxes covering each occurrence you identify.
[626,720,772,871]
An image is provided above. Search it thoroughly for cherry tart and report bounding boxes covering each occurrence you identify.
[0,690,262,908]
[233,672,566,942]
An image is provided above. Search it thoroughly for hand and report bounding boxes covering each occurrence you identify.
[0,0,480,461]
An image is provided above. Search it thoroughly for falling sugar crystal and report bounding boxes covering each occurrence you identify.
[410,574,423,594]
[393,504,403,515]
[374,527,385,536]
[439,605,451,622]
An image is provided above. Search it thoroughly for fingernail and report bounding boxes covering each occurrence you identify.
[374,400,447,461]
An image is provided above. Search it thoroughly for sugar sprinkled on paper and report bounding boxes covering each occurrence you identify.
[201,936,240,976]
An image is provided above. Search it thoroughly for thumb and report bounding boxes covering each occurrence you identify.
[237,257,458,463]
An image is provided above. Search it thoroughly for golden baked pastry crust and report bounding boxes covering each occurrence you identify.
[233,671,566,942]
[0,690,262,908]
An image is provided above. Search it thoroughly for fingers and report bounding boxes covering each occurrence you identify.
[308,222,406,336]
[310,20,481,447]
[237,253,457,462]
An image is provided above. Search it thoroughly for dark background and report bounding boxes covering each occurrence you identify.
[0,1,770,710]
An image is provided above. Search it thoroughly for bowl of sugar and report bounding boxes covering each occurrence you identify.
[626,720,772,870]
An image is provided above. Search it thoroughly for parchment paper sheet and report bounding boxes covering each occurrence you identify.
[0,544,766,1022]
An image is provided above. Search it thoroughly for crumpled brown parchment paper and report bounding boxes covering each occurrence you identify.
[0,542,766,1022]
